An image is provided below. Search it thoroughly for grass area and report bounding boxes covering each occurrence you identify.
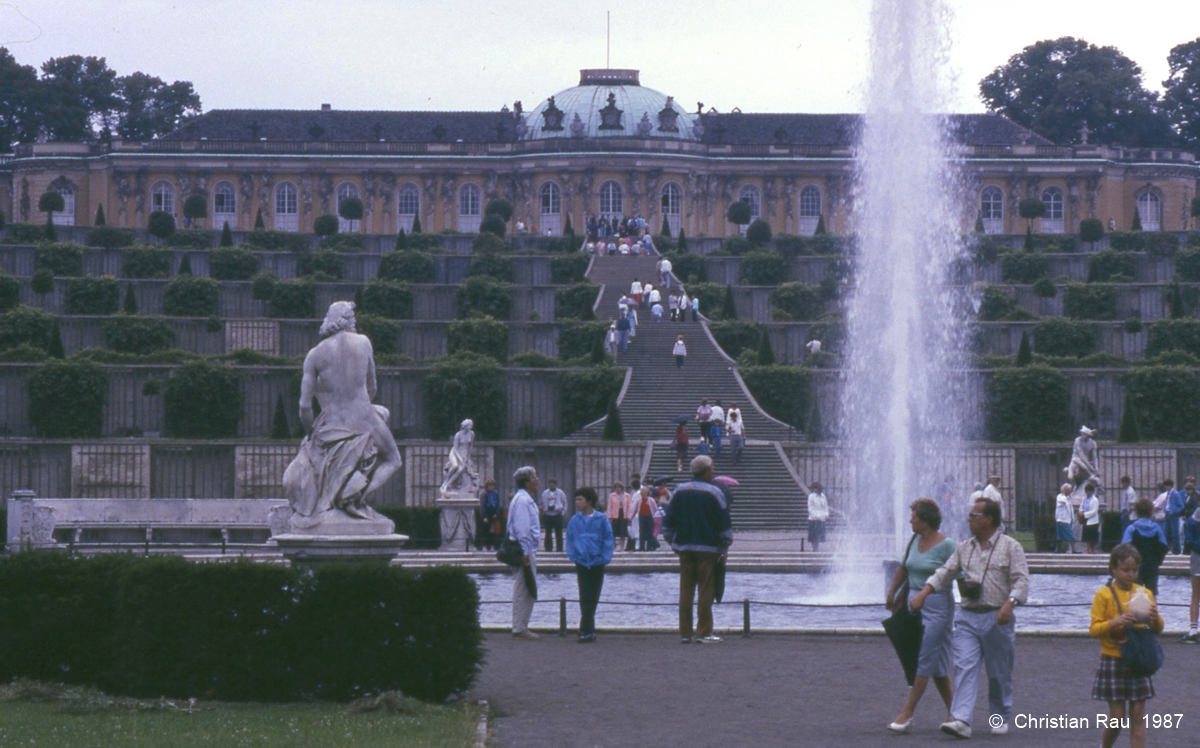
[1008,530,1039,552]
[0,681,481,748]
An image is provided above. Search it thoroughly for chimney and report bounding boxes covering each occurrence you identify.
[321,103,331,112]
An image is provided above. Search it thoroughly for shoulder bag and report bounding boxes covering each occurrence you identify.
[1107,582,1164,677]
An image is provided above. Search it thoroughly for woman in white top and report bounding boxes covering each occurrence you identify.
[1054,482,1076,553]
[630,280,643,305]
[726,405,745,464]
[807,483,830,552]
[1080,482,1101,554]
[677,292,689,323]
[672,336,687,368]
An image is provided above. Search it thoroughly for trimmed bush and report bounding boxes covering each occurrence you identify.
[986,364,1072,442]
[101,316,177,355]
[467,252,515,282]
[550,253,589,284]
[685,282,724,320]
[147,210,176,239]
[555,283,598,320]
[220,222,234,246]
[313,213,339,237]
[0,272,18,313]
[0,305,55,351]
[251,272,278,301]
[318,234,364,252]
[558,321,609,361]
[1119,392,1141,443]
[378,250,436,283]
[296,250,343,280]
[85,225,135,249]
[771,282,824,321]
[209,247,259,280]
[710,321,763,360]
[121,245,172,279]
[1033,318,1095,357]
[267,280,317,318]
[1108,231,1145,251]
[1087,250,1137,282]
[999,251,1050,284]
[509,350,561,367]
[484,198,513,222]
[164,229,213,249]
[479,214,507,238]
[422,351,506,440]
[1063,283,1117,320]
[448,316,508,363]
[1176,248,1200,282]
[559,366,625,435]
[978,285,1019,321]
[746,219,772,246]
[1145,233,1179,258]
[718,236,752,256]
[163,361,243,438]
[1079,217,1105,245]
[665,251,706,283]
[65,276,120,315]
[243,230,309,253]
[1146,318,1200,358]
[34,243,85,276]
[357,280,414,319]
[1016,331,1033,365]
[27,359,106,437]
[163,275,219,317]
[1032,276,1058,298]
[355,314,400,356]
[741,365,811,430]
[741,250,787,285]
[31,269,54,294]
[726,200,752,226]
[1121,366,1200,442]
[456,276,512,319]
[177,253,192,275]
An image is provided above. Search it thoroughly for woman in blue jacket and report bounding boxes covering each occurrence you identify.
[566,487,614,642]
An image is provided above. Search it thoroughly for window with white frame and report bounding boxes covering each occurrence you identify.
[539,182,561,235]
[1136,190,1161,231]
[398,183,420,231]
[336,182,361,233]
[457,183,481,232]
[151,181,175,215]
[738,185,762,221]
[52,185,75,226]
[1040,187,1064,233]
[599,181,623,217]
[799,185,822,235]
[661,183,682,235]
[980,187,1004,234]
[213,181,237,230]
[275,182,299,232]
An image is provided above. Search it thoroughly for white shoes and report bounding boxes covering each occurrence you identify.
[511,630,540,640]
[940,720,972,739]
[991,723,1008,735]
[887,720,913,734]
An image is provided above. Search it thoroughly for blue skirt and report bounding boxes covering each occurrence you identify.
[909,588,954,678]
[1056,522,1076,541]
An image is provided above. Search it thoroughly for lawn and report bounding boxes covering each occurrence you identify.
[0,682,483,748]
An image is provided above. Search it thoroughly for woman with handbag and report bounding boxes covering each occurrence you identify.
[1089,543,1165,748]
[884,498,957,734]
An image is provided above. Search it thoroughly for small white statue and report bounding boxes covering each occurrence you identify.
[439,419,479,498]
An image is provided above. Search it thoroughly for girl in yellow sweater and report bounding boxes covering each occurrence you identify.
[1089,544,1164,748]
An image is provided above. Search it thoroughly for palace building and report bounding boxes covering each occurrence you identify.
[3,68,1197,238]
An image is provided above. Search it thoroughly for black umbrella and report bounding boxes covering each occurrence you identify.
[882,603,923,687]
[670,414,692,425]
[651,475,674,486]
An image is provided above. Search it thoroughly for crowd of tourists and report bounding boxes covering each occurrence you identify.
[584,214,657,256]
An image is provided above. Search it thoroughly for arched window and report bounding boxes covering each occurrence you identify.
[151,181,175,215]
[738,185,762,221]
[539,182,561,235]
[799,185,822,235]
[336,182,360,233]
[275,182,299,232]
[213,181,237,230]
[52,185,75,226]
[980,187,1004,234]
[1136,190,1161,231]
[457,183,481,232]
[397,183,420,231]
[661,183,682,236]
[1040,187,1064,233]
[599,181,623,217]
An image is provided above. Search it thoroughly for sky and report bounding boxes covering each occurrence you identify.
[2,0,1199,116]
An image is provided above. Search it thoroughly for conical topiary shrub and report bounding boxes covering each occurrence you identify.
[1015,331,1032,366]
[411,213,422,233]
[270,393,292,440]
[220,222,234,247]
[757,328,776,365]
[721,285,737,320]
[601,398,624,441]
[394,229,408,250]
[814,215,827,235]
[677,228,687,252]
[48,318,65,359]
[1118,392,1141,443]
[178,253,193,276]
[94,204,106,226]
[1131,207,1142,232]
[254,208,265,230]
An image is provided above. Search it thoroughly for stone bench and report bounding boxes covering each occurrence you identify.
[6,493,283,552]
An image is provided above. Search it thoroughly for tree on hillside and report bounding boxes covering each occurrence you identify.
[37,54,121,141]
[1163,37,1200,152]
[979,37,1173,147]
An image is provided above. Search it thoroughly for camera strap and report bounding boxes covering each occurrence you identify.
[965,534,1000,586]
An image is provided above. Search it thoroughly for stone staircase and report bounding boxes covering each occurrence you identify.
[577,255,810,530]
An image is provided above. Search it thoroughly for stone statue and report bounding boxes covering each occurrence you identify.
[280,301,403,535]
[439,419,479,498]
[1064,425,1101,500]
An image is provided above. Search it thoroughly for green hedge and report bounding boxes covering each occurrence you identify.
[1063,283,1117,320]
[164,229,212,249]
[318,233,365,252]
[448,317,508,363]
[377,250,436,283]
[558,320,609,361]
[242,230,309,253]
[1108,231,1144,251]
[101,315,177,354]
[740,365,810,430]
[297,250,343,280]
[771,282,823,321]
[1086,250,1137,282]
[560,366,625,434]
[65,276,120,315]
[209,247,259,280]
[28,358,107,437]
[355,314,400,356]
[422,351,506,440]
[685,282,725,320]
[0,272,19,313]
[1146,318,1200,358]
[466,253,514,282]
[456,276,511,319]
[978,286,1019,321]
[773,233,842,257]
[550,254,589,284]
[718,236,752,256]
[357,280,413,319]
[1033,318,1095,357]
[267,280,317,318]
[163,361,243,438]
[85,226,135,249]
[741,251,787,285]
[121,246,172,279]
[554,283,597,320]
[1176,248,1200,281]
[0,554,482,703]
[163,275,219,317]
[34,243,85,276]
[985,364,1071,441]
[999,251,1049,284]
[710,320,764,360]
[0,306,55,351]
[1121,366,1200,441]
[665,251,706,283]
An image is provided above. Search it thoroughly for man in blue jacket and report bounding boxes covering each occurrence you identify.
[663,455,733,644]
[1166,477,1191,555]
[565,487,614,643]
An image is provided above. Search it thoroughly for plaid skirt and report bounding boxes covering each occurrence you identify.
[1092,654,1154,702]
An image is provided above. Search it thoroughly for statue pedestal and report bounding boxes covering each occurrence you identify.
[272,533,409,566]
[437,494,478,551]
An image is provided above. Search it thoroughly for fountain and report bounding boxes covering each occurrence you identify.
[840,0,978,557]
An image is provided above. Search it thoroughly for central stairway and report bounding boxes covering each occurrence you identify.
[577,254,810,530]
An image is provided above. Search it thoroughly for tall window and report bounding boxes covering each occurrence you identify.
[397,183,420,231]
[458,183,481,232]
[151,181,175,215]
[336,182,360,233]
[599,181,623,217]
[799,185,822,235]
[540,182,561,235]
[213,181,236,230]
[52,185,75,226]
[275,182,298,232]
[1137,190,1161,231]
[661,183,682,235]
[738,185,762,221]
[980,187,1004,234]
[1040,187,1064,233]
